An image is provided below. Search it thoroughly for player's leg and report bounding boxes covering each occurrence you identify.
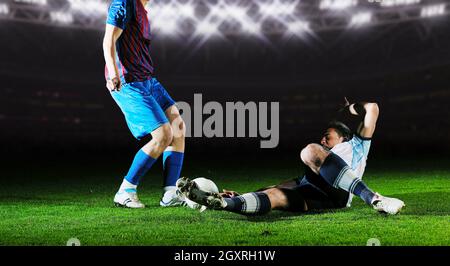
[114,123,173,208]
[300,143,376,204]
[258,178,298,191]
[160,105,187,206]
[300,144,405,214]
[111,80,173,208]
[294,171,345,210]
[177,177,307,215]
[147,79,187,207]
[177,176,275,215]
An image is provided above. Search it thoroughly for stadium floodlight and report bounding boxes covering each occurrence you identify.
[148,1,196,36]
[195,20,219,36]
[258,0,299,17]
[68,0,108,15]
[287,21,310,33]
[151,4,179,23]
[319,0,358,10]
[157,19,178,36]
[285,20,311,38]
[221,4,261,34]
[14,0,47,6]
[177,4,195,18]
[0,3,9,15]
[50,11,74,24]
[420,4,446,18]
[350,12,372,26]
[240,20,261,35]
[378,0,421,7]
[1,0,450,37]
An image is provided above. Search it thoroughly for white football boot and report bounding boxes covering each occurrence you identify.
[160,187,187,207]
[114,190,145,209]
[372,193,405,215]
[176,177,226,210]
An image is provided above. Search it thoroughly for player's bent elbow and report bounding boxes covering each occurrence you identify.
[366,103,379,116]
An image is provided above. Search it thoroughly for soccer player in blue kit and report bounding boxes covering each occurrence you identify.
[103,0,185,208]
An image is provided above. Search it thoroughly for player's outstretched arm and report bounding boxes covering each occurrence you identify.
[342,98,379,139]
[357,102,379,138]
[103,24,123,92]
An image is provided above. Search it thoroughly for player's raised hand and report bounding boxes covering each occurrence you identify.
[343,97,350,108]
[338,97,352,114]
[106,77,122,92]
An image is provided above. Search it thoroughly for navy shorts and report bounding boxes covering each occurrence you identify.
[295,168,351,210]
[111,78,176,140]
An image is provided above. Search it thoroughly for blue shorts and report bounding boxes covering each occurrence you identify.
[111,78,176,140]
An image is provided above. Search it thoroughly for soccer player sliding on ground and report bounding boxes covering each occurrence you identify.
[103,0,186,208]
[178,99,406,215]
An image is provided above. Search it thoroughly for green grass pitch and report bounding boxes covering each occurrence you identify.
[0,156,449,246]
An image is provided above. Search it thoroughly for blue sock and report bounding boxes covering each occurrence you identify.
[319,153,375,205]
[163,151,184,188]
[223,192,272,216]
[124,149,157,186]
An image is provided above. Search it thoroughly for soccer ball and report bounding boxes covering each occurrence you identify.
[184,177,219,212]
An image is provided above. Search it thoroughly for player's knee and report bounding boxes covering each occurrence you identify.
[161,125,174,146]
[264,188,288,210]
[171,117,186,140]
[300,143,330,171]
[154,124,174,148]
[300,144,319,165]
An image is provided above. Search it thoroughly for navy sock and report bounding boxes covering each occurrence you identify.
[319,153,349,186]
[124,149,157,186]
[349,179,376,205]
[319,153,375,205]
[223,192,272,216]
[162,151,184,188]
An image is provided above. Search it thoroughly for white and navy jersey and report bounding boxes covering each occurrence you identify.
[331,134,372,207]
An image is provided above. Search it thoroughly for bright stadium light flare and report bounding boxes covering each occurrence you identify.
[178,5,195,17]
[148,1,197,35]
[50,11,74,24]
[241,22,261,35]
[196,21,219,36]
[68,0,108,15]
[221,4,260,34]
[259,0,299,17]
[378,0,421,7]
[158,19,178,36]
[287,21,311,34]
[2,0,450,40]
[224,5,247,20]
[421,4,446,18]
[14,0,47,5]
[319,0,358,10]
[0,3,9,15]
[350,12,372,26]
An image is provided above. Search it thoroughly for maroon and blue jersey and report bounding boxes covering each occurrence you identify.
[105,0,154,83]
